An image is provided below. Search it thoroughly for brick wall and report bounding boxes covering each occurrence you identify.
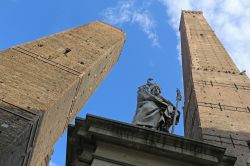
[180,11,250,166]
[0,21,125,166]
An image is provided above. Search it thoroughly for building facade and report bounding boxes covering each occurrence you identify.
[0,22,125,166]
[180,11,250,166]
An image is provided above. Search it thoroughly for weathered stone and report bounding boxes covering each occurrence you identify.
[66,115,236,166]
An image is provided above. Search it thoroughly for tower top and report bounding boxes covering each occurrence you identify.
[181,10,203,14]
[179,10,203,31]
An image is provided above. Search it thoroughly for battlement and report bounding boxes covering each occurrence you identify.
[181,10,203,14]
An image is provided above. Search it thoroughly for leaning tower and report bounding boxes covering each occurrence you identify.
[0,21,125,166]
[180,11,250,166]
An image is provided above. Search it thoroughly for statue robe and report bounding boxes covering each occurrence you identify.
[132,85,174,129]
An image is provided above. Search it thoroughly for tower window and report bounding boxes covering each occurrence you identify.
[247,140,250,149]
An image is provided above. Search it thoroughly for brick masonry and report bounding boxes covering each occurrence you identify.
[180,11,250,166]
[0,21,125,166]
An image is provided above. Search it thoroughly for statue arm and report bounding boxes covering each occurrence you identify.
[146,93,170,108]
[160,97,174,106]
[137,84,174,108]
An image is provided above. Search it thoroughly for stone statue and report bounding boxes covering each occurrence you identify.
[132,78,180,133]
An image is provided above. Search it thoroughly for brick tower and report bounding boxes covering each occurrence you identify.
[180,11,250,166]
[0,22,125,166]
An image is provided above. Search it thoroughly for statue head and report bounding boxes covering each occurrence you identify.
[146,78,154,86]
[151,84,161,96]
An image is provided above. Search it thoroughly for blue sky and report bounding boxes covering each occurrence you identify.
[1,0,250,166]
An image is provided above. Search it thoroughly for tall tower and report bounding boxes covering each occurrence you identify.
[0,22,125,166]
[180,11,250,166]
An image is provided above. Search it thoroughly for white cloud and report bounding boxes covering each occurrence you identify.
[159,0,250,77]
[103,0,250,77]
[103,0,160,47]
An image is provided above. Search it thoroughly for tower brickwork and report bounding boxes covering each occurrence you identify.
[0,22,125,166]
[180,11,250,166]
